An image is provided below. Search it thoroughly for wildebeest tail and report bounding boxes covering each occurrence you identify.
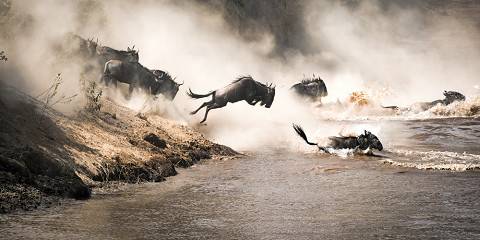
[187,88,214,99]
[293,124,317,146]
[103,60,111,75]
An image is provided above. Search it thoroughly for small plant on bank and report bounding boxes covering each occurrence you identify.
[34,73,77,134]
[80,78,103,112]
[0,50,7,62]
[36,73,77,109]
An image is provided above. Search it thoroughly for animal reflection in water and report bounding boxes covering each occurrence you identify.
[293,124,383,155]
[187,76,276,123]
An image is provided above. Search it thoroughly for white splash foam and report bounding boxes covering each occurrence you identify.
[383,149,480,171]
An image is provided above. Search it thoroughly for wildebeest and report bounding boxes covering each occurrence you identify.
[293,124,383,154]
[383,90,466,111]
[187,76,276,123]
[60,33,140,76]
[64,34,139,64]
[291,76,328,103]
[102,60,183,100]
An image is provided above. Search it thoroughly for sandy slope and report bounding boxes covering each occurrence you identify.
[0,83,237,213]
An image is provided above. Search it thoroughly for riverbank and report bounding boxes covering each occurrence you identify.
[0,84,237,213]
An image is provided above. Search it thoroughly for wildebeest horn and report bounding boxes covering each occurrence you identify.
[127,47,131,51]
[132,45,135,50]
[177,80,184,86]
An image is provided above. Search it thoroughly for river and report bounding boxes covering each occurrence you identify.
[1,118,480,239]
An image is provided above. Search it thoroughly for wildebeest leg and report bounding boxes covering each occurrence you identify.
[200,103,224,123]
[101,74,111,86]
[191,101,211,115]
[128,84,134,98]
[318,146,330,153]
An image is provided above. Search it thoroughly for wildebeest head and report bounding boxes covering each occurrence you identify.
[357,130,383,151]
[151,70,183,100]
[85,38,98,56]
[443,90,465,105]
[125,45,139,62]
[303,79,327,97]
[262,83,276,108]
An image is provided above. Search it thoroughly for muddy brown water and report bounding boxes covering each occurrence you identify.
[1,151,479,239]
[1,118,480,239]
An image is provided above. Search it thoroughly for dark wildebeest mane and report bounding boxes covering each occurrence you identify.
[232,75,271,89]
[301,76,324,85]
[152,69,174,81]
[232,75,253,84]
[97,46,136,55]
[162,71,173,80]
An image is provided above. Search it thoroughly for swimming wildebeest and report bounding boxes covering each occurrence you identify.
[102,60,183,100]
[293,124,383,154]
[383,90,466,111]
[187,76,276,123]
[291,76,328,103]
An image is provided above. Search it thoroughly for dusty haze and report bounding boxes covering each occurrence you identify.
[1,0,479,150]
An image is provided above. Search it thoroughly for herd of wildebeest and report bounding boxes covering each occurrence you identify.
[71,34,467,155]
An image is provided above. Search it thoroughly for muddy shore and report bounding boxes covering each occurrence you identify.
[0,85,237,213]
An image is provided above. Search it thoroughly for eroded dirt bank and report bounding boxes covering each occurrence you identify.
[0,84,237,213]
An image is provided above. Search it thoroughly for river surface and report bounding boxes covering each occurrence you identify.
[1,118,480,239]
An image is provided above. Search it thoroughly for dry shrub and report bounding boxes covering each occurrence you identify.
[0,50,7,61]
[80,78,102,112]
[36,73,77,109]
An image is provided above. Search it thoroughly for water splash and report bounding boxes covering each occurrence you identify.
[383,149,480,171]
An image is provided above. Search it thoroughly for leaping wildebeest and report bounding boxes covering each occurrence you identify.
[102,60,183,100]
[187,76,276,123]
[293,124,383,154]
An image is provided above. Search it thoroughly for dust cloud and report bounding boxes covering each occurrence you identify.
[1,0,479,150]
